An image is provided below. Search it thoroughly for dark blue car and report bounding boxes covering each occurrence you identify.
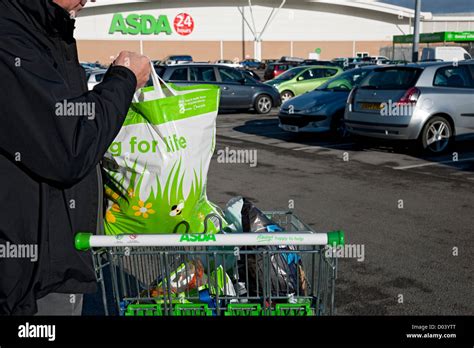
[278,66,376,137]
[240,59,262,70]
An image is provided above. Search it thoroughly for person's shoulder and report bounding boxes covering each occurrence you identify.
[0,3,46,50]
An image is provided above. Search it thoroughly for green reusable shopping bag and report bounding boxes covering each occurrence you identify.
[103,64,224,235]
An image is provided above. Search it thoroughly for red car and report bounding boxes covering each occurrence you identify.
[264,62,299,80]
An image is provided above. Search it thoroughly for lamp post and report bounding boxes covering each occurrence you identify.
[412,0,421,62]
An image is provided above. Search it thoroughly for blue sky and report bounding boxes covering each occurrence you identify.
[379,0,474,14]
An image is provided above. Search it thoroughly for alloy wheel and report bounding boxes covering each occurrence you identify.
[257,96,272,114]
[425,120,450,153]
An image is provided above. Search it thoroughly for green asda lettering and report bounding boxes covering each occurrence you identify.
[179,234,217,242]
[109,14,172,35]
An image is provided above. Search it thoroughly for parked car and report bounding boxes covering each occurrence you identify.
[155,64,281,114]
[348,57,363,64]
[279,56,305,64]
[361,56,390,65]
[264,62,300,80]
[421,46,471,62]
[345,62,376,70]
[332,58,349,69]
[301,60,338,67]
[387,60,409,65]
[162,55,193,65]
[344,61,474,154]
[240,59,262,70]
[86,69,107,90]
[278,66,376,135]
[260,59,278,69]
[265,65,343,102]
[216,59,243,69]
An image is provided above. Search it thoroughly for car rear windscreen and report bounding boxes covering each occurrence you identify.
[360,68,422,90]
[172,56,192,61]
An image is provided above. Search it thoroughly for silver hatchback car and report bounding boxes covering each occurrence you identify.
[344,61,474,154]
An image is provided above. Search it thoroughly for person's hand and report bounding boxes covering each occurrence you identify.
[113,51,151,89]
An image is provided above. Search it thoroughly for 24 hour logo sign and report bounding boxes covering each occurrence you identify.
[109,13,195,36]
[173,13,194,36]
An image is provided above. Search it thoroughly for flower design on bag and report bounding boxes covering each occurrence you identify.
[106,203,120,224]
[133,200,156,219]
[105,188,120,201]
[198,212,205,221]
[127,189,135,198]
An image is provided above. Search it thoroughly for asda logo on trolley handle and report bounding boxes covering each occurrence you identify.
[109,13,195,36]
[180,234,217,242]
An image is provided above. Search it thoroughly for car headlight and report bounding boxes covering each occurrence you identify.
[305,104,326,114]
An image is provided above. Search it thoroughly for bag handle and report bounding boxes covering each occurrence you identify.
[133,62,178,102]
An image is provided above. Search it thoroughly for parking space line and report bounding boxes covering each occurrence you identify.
[294,143,355,151]
[394,157,474,170]
[233,131,288,138]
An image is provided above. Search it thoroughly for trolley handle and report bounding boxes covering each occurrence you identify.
[75,231,344,251]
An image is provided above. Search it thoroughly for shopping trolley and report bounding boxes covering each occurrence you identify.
[75,211,344,316]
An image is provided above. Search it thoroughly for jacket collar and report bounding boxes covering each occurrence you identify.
[15,0,76,38]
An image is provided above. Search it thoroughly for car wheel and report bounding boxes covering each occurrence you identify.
[255,95,273,114]
[280,90,294,103]
[331,113,349,139]
[419,116,453,154]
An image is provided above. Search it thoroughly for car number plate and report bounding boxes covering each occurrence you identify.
[360,102,383,110]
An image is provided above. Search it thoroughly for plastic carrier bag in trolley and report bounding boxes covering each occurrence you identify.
[103,63,224,235]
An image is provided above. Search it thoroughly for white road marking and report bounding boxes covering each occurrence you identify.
[233,131,288,138]
[294,143,355,151]
[394,157,474,170]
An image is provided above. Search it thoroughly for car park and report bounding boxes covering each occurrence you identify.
[263,62,300,80]
[265,65,343,102]
[344,61,474,154]
[156,64,281,113]
[278,66,376,136]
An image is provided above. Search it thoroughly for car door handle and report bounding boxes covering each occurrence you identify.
[223,87,229,90]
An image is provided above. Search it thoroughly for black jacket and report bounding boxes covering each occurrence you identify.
[0,0,137,314]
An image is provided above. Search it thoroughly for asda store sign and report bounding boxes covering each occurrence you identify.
[109,13,195,36]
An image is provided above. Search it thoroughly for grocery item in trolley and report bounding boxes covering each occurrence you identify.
[103,64,225,235]
[226,197,310,297]
[148,261,236,300]
[151,259,208,297]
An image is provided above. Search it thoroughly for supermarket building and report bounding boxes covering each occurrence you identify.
[75,0,474,64]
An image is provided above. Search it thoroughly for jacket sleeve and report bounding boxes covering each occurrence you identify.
[0,36,137,187]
